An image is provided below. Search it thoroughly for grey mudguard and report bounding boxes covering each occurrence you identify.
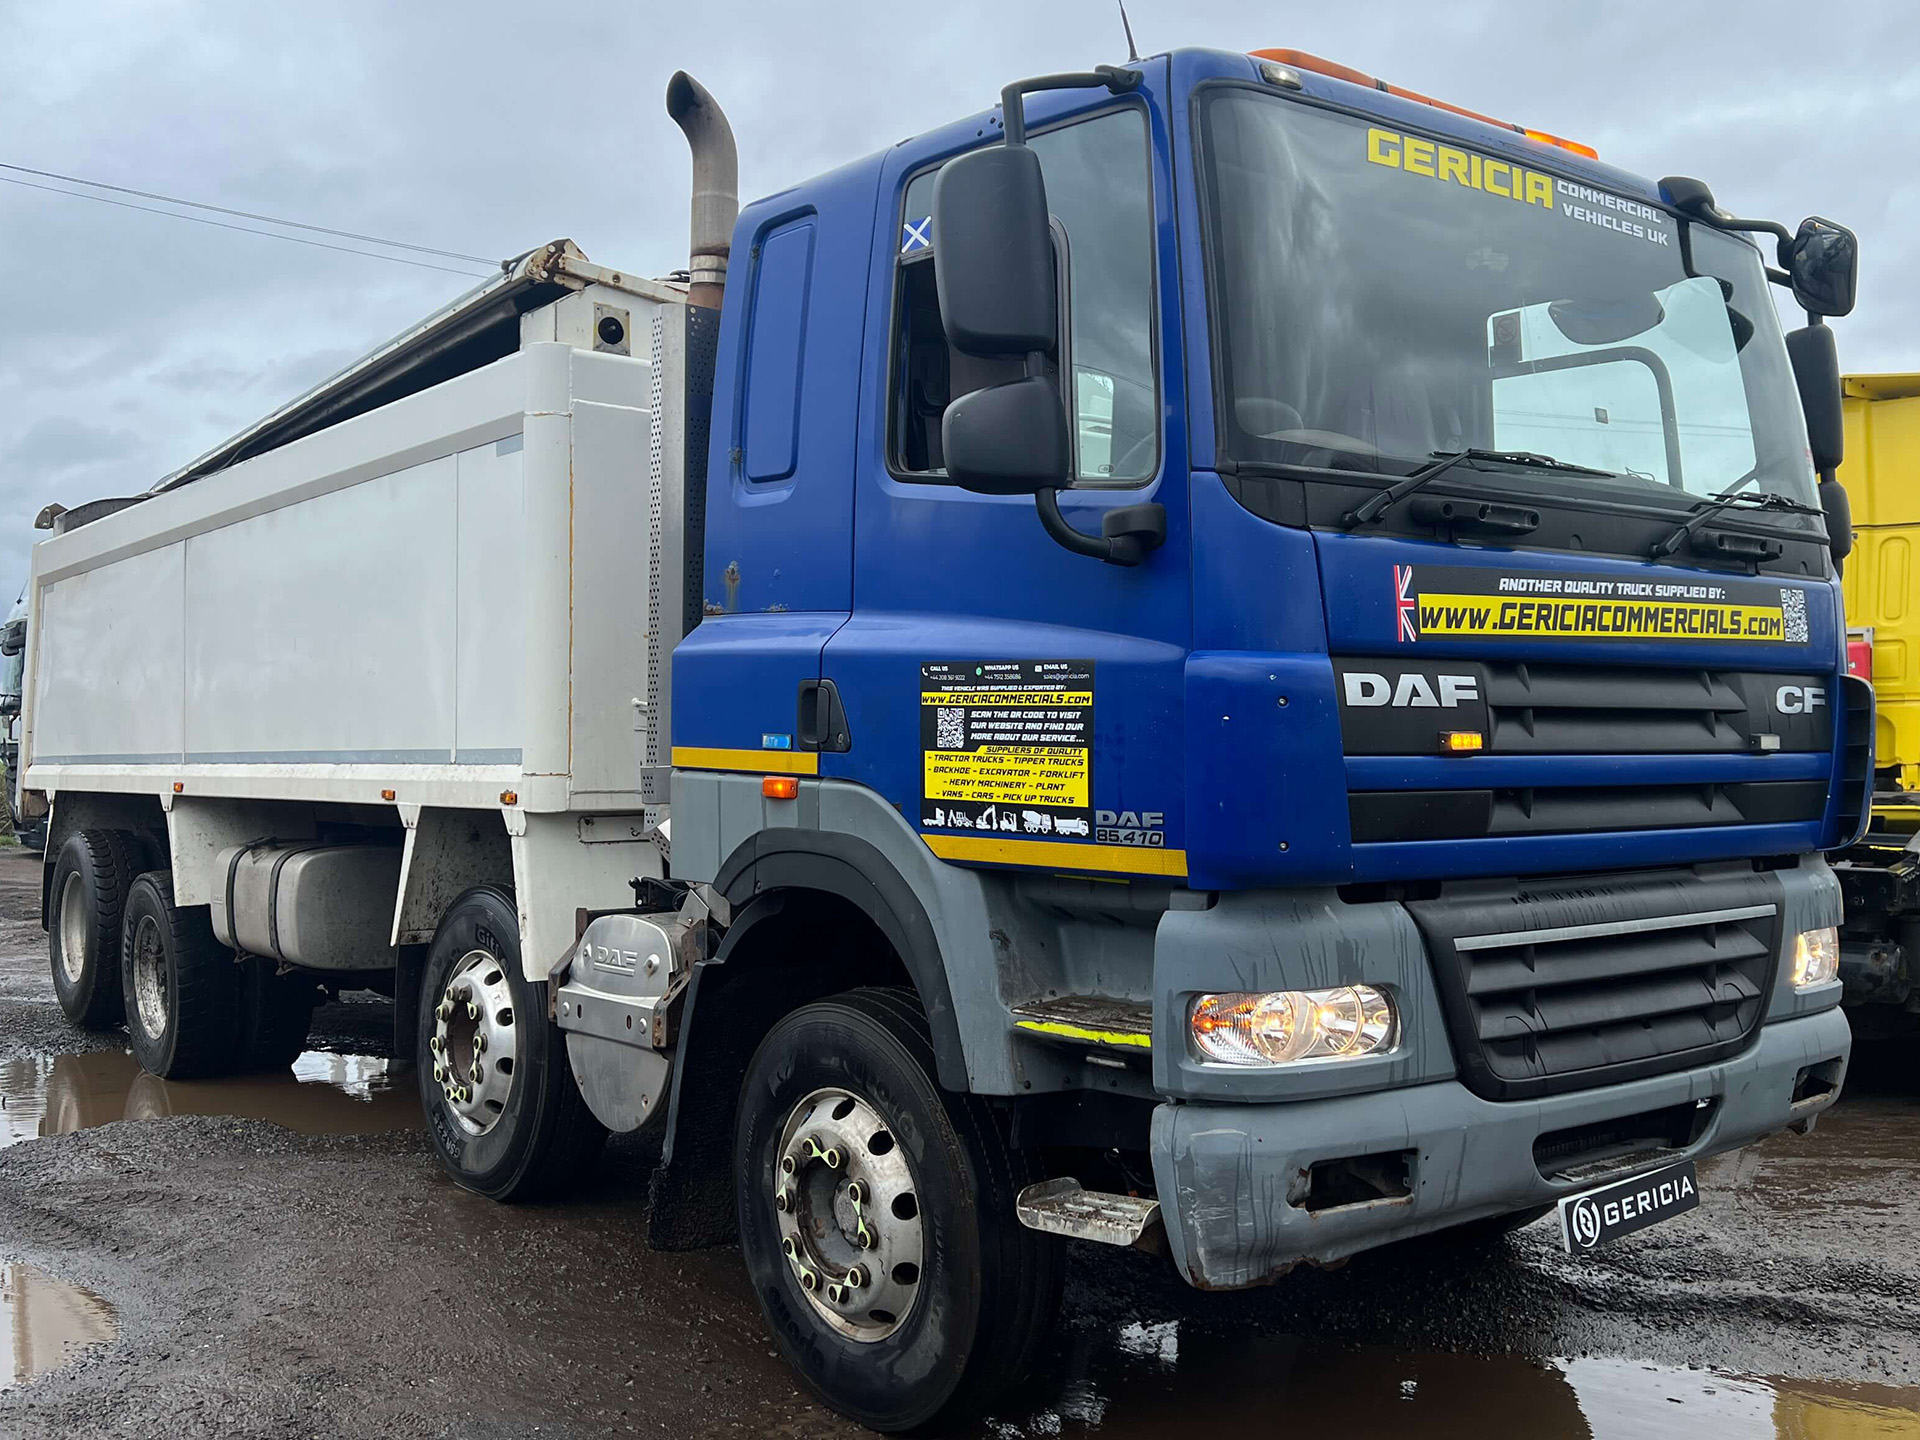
[1151,888,1456,1102]
[671,771,1026,1094]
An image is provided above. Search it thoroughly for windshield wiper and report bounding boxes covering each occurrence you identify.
[1650,488,1824,559]
[1342,448,1619,529]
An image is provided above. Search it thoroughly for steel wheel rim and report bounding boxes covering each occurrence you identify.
[771,1086,925,1343]
[56,871,87,985]
[129,914,168,1041]
[429,949,518,1136]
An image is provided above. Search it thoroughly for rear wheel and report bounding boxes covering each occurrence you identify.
[735,988,1063,1432]
[416,886,604,1200]
[49,830,140,1029]
[121,871,241,1079]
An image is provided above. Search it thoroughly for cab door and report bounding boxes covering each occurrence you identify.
[822,65,1193,881]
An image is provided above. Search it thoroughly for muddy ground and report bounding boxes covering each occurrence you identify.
[0,845,1913,1439]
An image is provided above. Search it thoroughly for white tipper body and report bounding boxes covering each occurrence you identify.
[22,251,692,981]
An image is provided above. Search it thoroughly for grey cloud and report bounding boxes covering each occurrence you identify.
[0,0,1914,593]
[4,416,138,471]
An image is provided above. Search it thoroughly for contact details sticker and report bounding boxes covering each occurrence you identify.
[919,661,1094,841]
[1394,565,1811,644]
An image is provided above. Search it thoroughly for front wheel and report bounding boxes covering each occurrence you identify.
[735,988,1062,1433]
[415,886,604,1200]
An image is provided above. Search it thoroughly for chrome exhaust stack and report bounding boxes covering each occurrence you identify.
[666,71,739,308]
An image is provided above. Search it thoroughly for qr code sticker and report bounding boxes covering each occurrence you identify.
[1779,587,1809,644]
[935,707,967,749]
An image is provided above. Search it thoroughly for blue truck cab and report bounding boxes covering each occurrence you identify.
[658,46,1868,1430]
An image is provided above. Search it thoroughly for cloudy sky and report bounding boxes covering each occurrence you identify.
[1,0,1914,590]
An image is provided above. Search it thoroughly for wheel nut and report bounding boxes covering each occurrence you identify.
[470,1060,485,1084]
[825,1283,845,1304]
[473,1033,487,1055]
[857,1221,875,1250]
[774,1189,793,1214]
[845,1180,865,1205]
[846,1265,868,1290]
[436,1000,452,1021]
[780,1155,797,1177]
[821,1146,843,1170]
[781,1236,798,1260]
[466,1001,480,1021]
[800,1268,818,1292]
[432,1061,446,1083]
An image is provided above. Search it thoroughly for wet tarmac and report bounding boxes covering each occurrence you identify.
[984,1329,1920,1438]
[0,1264,114,1392]
[0,847,1909,1437]
[0,1049,415,1146]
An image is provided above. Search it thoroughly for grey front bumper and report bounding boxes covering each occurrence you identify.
[1149,1006,1851,1290]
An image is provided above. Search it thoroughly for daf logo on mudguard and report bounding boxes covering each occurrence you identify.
[1776,683,1827,715]
[1343,672,1481,708]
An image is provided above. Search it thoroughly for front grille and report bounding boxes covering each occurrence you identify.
[1407,867,1783,1100]
[1335,661,1834,756]
[1350,779,1827,842]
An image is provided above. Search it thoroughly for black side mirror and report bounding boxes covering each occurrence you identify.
[1788,217,1857,319]
[1785,322,1852,562]
[933,64,1163,566]
[931,142,1067,498]
[943,378,1069,495]
[1786,323,1844,474]
[930,145,1057,361]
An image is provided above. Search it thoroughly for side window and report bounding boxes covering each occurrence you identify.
[740,221,816,484]
[890,106,1157,485]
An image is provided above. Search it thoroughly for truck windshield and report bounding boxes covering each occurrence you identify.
[1199,89,1818,512]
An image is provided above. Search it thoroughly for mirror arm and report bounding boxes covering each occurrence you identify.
[998,66,1143,146]
[1035,488,1115,560]
[1035,489,1166,568]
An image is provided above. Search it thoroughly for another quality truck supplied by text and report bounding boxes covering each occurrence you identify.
[22,46,1869,1430]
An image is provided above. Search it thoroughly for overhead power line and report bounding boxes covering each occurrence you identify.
[0,160,497,266]
[0,165,497,277]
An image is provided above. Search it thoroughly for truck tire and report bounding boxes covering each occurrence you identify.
[734,987,1063,1433]
[49,829,140,1029]
[121,871,241,1079]
[416,886,604,1200]
[236,958,320,1072]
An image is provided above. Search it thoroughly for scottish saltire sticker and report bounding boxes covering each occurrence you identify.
[900,216,931,253]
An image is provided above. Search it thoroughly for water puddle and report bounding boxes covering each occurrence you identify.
[0,1263,114,1389]
[0,1049,417,1145]
[988,1323,1920,1438]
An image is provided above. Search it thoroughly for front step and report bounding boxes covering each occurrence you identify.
[1016,1178,1164,1249]
[1010,995,1152,1052]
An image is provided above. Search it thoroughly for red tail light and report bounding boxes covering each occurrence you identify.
[1847,633,1873,679]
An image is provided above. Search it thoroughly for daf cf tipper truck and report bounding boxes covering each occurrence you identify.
[22,47,1869,1430]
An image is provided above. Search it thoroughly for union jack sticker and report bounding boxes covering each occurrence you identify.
[1394,565,1419,643]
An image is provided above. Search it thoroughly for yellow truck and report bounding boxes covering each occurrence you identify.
[1836,373,1920,1033]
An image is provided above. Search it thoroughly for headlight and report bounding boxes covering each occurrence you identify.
[1188,986,1398,1066]
[1791,927,1840,989]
